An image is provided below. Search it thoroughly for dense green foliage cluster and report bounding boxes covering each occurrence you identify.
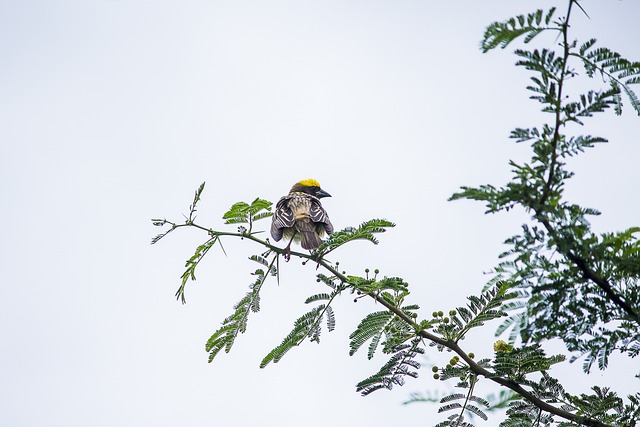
[153,1,639,426]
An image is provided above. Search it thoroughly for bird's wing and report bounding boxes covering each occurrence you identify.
[270,196,295,241]
[310,199,334,234]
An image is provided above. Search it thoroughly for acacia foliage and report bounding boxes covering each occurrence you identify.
[152,2,640,426]
[452,1,640,375]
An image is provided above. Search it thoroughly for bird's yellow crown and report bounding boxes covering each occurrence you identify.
[297,178,321,187]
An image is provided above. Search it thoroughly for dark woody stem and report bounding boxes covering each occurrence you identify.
[174,220,614,427]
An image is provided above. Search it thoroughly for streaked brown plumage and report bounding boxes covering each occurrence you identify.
[271,179,334,252]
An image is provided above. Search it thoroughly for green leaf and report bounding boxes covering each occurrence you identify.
[356,338,424,396]
[481,8,557,53]
[305,293,331,304]
[185,182,206,223]
[176,237,218,304]
[223,201,251,224]
[319,219,395,252]
[443,285,510,340]
[349,311,394,358]
[493,345,565,381]
[205,266,270,362]
[261,283,344,368]
[260,306,326,368]
[222,198,273,226]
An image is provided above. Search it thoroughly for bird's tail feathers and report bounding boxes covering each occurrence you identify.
[296,218,323,250]
[300,231,322,250]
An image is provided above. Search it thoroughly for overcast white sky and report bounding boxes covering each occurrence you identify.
[2,1,639,426]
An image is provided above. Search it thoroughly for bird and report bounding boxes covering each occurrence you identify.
[270,179,334,257]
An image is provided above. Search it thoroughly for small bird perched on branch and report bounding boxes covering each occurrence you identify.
[271,179,334,258]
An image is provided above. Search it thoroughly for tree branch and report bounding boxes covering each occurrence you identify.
[535,215,639,322]
[538,0,574,207]
[315,258,613,427]
[171,221,616,427]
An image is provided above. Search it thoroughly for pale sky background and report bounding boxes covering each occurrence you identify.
[1,1,639,426]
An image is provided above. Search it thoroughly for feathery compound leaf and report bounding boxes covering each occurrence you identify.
[223,201,251,224]
[192,182,205,204]
[567,386,635,424]
[515,48,564,75]
[320,219,395,252]
[176,237,218,304]
[222,198,273,226]
[485,390,519,412]
[579,38,597,56]
[316,273,339,289]
[447,285,510,340]
[351,276,409,299]
[325,305,336,332]
[576,45,640,115]
[150,227,175,245]
[502,398,555,426]
[493,345,565,381]
[247,198,273,216]
[510,127,541,143]
[252,211,273,222]
[440,393,467,404]
[260,306,326,368]
[356,338,424,396]
[305,293,331,304]
[205,267,269,362]
[495,310,529,344]
[435,418,473,427]
[481,8,557,52]
[438,403,463,413]
[248,255,268,266]
[561,134,608,157]
[466,404,489,421]
[437,391,500,425]
[261,283,343,368]
[403,391,442,405]
[249,254,278,276]
[469,395,490,407]
[563,89,619,124]
[349,311,394,358]
[185,182,206,223]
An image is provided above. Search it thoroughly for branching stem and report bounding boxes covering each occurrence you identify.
[317,250,614,427]
[169,219,615,427]
[535,214,639,322]
[539,0,574,207]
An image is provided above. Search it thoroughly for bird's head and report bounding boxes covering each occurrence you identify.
[290,178,331,198]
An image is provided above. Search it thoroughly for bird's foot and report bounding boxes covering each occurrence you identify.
[283,243,292,262]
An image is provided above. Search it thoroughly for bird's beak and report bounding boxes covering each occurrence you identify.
[316,188,331,198]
